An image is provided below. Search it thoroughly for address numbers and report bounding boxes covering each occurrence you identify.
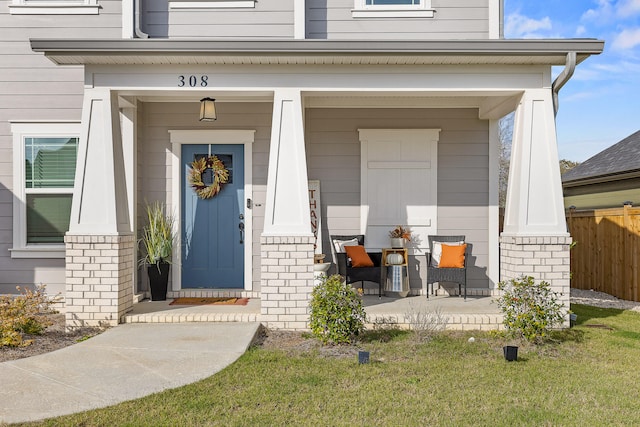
[178,75,209,87]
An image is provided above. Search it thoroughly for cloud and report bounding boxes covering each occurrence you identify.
[582,0,640,22]
[575,25,587,36]
[612,27,640,50]
[581,0,615,22]
[617,0,640,17]
[504,12,552,38]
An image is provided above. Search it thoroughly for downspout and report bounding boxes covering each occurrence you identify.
[551,51,576,116]
[134,0,149,39]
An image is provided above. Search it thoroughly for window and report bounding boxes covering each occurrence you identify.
[169,0,256,9]
[366,0,421,5]
[9,0,100,15]
[10,122,80,258]
[353,0,434,18]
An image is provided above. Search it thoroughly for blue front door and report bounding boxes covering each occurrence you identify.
[181,144,244,288]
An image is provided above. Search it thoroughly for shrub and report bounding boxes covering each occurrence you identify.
[496,276,566,343]
[309,274,366,345]
[403,302,449,342]
[0,285,59,347]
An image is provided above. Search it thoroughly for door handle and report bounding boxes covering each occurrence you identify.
[239,221,245,244]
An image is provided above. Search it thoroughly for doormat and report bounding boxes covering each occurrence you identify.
[169,297,249,306]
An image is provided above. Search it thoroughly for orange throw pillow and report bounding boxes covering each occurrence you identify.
[345,245,374,267]
[438,244,467,268]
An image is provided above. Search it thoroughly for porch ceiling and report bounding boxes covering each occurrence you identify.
[121,90,521,119]
[30,39,604,66]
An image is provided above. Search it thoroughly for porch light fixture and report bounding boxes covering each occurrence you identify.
[199,97,217,121]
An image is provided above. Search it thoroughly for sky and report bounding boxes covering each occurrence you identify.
[504,0,640,162]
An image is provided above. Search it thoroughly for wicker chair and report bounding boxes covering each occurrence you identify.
[330,234,384,297]
[426,235,468,300]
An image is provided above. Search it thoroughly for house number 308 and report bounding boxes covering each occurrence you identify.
[178,75,208,87]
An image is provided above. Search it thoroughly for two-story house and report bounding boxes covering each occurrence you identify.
[1,0,603,329]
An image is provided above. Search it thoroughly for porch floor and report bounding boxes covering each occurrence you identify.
[123,294,502,330]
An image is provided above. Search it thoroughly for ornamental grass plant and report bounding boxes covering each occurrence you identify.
[139,201,175,268]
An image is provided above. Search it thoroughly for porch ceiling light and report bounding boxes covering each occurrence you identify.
[199,97,217,121]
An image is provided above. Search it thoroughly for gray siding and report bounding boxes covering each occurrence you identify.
[139,101,271,292]
[306,108,490,291]
[307,0,490,40]
[141,0,294,38]
[0,0,122,295]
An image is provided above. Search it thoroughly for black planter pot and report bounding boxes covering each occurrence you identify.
[503,345,518,362]
[148,262,170,301]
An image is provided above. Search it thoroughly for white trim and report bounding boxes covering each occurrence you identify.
[9,0,99,15]
[169,1,255,9]
[122,0,134,38]
[352,0,434,18]
[169,130,255,291]
[488,0,502,39]
[294,0,306,39]
[9,121,81,259]
[488,119,500,288]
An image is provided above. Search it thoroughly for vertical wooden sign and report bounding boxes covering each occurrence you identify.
[308,180,322,254]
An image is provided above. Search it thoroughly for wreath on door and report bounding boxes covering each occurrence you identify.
[188,155,229,199]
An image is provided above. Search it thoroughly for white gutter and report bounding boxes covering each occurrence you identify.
[551,51,576,116]
[134,0,149,39]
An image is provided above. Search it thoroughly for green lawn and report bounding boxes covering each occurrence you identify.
[22,304,640,426]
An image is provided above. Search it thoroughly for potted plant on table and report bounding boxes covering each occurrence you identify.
[139,201,176,301]
[389,225,412,248]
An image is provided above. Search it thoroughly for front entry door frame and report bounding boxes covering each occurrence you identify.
[169,129,255,291]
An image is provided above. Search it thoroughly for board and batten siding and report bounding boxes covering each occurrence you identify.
[139,101,271,293]
[305,108,490,292]
[0,0,122,296]
[307,0,490,40]
[141,0,294,39]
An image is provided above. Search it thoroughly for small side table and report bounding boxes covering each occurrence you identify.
[382,248,409,297]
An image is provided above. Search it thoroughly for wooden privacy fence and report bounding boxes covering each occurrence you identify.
[567,205,640,302]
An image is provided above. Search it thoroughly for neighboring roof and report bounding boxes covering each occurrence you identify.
[30,38,604,66]
[562,130,640,185]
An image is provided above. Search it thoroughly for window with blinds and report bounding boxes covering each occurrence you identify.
[24,137,78,243]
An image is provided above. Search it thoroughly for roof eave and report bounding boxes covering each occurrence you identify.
[30,38,605,66]
[562,169,640,188]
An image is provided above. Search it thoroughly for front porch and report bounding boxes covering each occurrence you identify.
[123,294,502,331]
[35,40,596,331]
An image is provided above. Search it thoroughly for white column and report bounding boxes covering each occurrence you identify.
[500,89,571,326]
[120,98,138,297]
[503,89,568,237]
[119,97,137,235]
[487,118,500,289]
[69,88,131,235]
[263,88,312,236]
[65,88,134,329]
[261,89,314,330]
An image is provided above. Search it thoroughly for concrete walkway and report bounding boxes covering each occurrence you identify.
[0,322,261,424]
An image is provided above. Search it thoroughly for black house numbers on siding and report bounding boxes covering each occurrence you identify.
[178,75,209,87]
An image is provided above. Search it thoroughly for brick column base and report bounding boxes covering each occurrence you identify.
[500,235,572,326]
[260,235,315,330]
[64,234,135,331]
